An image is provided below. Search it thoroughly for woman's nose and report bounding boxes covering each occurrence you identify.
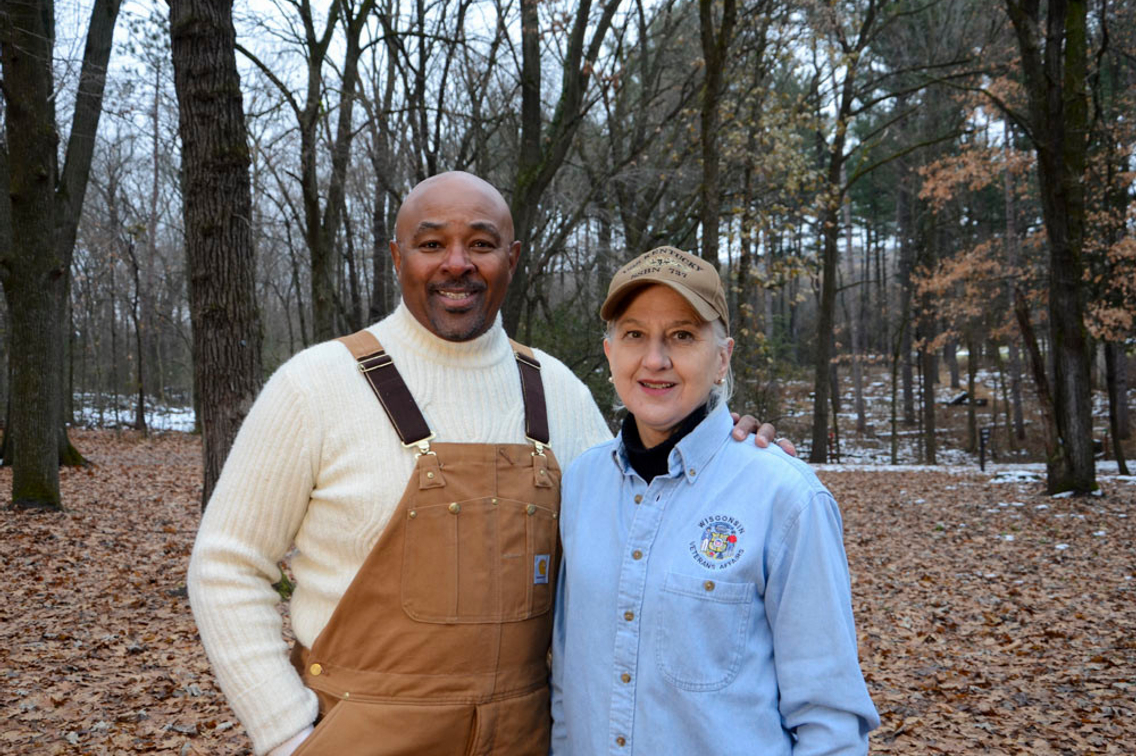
[643,339,671,369]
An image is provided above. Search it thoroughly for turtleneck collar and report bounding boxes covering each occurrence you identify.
[620,403,709,484]
[376,301,512,368]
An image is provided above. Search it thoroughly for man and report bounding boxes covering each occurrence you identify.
[188,172,790,756]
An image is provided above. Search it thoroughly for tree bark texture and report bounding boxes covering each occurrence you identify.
[1105,342,1129,475]
[0,0,119,507]
[170,0,264,507]
[1005,0,1095,492]
[697,0,736,268]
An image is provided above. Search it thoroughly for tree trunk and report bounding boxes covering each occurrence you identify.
[920,344,937,465]
[809,205,840,463]
[697,0,736,268]
[505,0,622,335]
[945,339,960,389]
[1004,0,1095,493]
[1105,343,1129,475]
[170,0,264,507]
[965,331,978,453]
[0,0,119,506]
[1117,350,1130,440]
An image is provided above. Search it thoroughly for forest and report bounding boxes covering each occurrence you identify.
[3,0,1136,753]
[1,0,1135,501]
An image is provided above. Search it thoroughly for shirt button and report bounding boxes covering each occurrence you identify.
[426,471,435,479]
[448,502,461,514]
[620,672,631,683]
[688,468,697,477]
[309,663,322,676]
[526,504,537,515]
[634,494,642,504]
[624,611,634,621]
[704,580,715,592]
[632,550,643,560]
[616,737,626,747]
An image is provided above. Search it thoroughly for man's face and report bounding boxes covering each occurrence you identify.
[391,173,521,341]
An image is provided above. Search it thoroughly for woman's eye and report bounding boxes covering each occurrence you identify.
[623,330,642,339]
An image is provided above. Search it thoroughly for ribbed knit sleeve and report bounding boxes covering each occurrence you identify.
[187,365,321,754]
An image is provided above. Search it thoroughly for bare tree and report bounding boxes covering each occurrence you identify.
[170,0,264,506]
[0,0,121,508]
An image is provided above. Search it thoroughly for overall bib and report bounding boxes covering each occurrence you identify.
[290,331,561,756]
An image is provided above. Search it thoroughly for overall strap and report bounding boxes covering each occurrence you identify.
[338,330,434,453]
[509,340,550,452]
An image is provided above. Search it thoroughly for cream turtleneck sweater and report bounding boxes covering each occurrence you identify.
[187,303,611,754]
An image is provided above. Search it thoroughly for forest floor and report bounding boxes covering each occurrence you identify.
[2,429,1135,755]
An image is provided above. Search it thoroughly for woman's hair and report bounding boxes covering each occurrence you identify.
[603,312,734,411]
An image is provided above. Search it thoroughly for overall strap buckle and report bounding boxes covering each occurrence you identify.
[338,330,434,453]
[509,340,551,456]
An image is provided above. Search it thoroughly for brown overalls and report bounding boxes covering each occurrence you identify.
[289,331,561,756]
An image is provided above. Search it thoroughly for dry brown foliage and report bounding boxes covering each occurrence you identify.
[2,431,1134,754]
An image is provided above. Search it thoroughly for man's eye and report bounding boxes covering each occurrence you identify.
[672,331,694,341]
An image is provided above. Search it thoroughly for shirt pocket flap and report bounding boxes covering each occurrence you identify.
[662,572,753,604]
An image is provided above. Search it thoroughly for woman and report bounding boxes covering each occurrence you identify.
[550,247,879,755]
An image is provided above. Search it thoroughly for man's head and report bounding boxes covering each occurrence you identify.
[390,171,521,341]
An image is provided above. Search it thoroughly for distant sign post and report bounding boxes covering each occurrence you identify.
[979,427,992,471]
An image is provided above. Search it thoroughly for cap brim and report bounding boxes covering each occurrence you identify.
[600,280,720,323]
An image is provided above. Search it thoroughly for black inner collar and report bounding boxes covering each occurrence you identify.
[621,403,709,484]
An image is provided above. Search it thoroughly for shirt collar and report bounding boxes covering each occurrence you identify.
[610,403,733,484]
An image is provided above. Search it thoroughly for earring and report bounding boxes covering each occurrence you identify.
[715,377,725,385]
[608,376,614,384]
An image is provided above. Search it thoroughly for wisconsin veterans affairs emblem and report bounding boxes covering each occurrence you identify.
[534,554,550,585]
[690,515,745,569]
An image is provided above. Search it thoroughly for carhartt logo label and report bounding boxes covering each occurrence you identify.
[534,554,550,584]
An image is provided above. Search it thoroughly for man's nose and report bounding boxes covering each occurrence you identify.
[440,243,475,275]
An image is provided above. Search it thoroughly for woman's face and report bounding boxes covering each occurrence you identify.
[604,285,733,448]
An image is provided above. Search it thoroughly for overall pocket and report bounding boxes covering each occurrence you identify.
[401,497,558,623]
[654,572,754,691]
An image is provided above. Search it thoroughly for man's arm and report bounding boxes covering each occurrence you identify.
[187,366,321,755]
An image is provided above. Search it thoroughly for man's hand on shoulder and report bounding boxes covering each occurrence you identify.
[730,413,797,457]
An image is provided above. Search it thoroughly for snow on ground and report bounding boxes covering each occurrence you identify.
[70,396,196,433]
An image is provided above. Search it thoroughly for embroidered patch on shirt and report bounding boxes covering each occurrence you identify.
[689,515,746,570]
[534,554,550,584]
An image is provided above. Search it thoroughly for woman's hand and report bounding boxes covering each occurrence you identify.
[730,413,797,457]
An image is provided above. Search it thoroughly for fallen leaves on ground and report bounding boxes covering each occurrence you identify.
[828,470,1136,755]
[2,431,1133,754]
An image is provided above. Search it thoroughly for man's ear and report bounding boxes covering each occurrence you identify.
[389,239,402,274]
[507,240,521,276]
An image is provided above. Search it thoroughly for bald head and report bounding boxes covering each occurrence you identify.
[389,171,521,341]
[395,171,515,246]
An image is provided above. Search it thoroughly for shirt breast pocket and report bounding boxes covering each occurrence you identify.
[655,572,754,691]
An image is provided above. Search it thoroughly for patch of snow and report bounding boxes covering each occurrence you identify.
[1055,544,1070,550]
[1051,490,1076,499]
[1093,531,1106,537]
[1035,504,1049,510]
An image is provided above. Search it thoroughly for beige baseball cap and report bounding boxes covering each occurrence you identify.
[600,246,729,332]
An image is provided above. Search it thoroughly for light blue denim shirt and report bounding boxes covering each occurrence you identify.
[550,404,879,755]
